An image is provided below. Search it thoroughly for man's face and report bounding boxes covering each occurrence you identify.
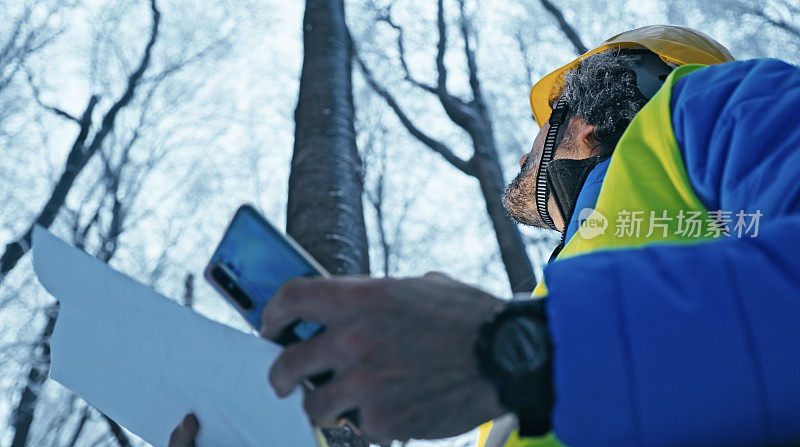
[503,120,582,230]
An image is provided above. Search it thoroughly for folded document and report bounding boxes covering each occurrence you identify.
[31,226,318,447]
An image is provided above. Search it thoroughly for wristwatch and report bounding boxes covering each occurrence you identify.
[474,298,553,436]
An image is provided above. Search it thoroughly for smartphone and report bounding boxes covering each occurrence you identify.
[205,205,361,431]
[204,204,327,345]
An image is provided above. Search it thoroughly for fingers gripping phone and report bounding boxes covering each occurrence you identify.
[204,204,327,345]
[204,205,361,435]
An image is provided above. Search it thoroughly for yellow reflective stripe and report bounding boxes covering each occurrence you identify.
[504,430,562,447]
[532,280,548,298]
[478,423,562,447]
[314,427,329,447]
[477,421,493,447]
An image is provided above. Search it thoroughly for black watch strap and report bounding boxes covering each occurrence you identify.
[475,299,553,436]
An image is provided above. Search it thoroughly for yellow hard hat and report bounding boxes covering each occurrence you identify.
[530,25,735,126]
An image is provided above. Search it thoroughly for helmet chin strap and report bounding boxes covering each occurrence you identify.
[535,96,569,231]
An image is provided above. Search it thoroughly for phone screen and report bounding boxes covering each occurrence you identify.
[205,205,324,342]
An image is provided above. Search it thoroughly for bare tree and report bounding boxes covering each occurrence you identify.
[14,92,220,447]
[355,0,591,293]
[364,145,398,277]
[8,105,168,445]
[359,112,416,277]
[7,3,175,444]
[356,0,538,292]
[10,178,138,447]
[0,0,161,287]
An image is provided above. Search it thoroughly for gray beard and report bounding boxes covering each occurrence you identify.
[502,158,547,228]
[503,137,576,229]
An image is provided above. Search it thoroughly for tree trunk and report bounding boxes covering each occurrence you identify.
[10,304,58,447]
[287,0,369,276]
[471,125,537,293]
[287,1,369,445]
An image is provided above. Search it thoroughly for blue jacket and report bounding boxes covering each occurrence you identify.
[546,59,800,445]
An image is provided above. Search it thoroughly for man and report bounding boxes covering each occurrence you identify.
[171,25,800,446]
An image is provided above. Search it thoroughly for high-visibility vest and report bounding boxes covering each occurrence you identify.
[477,63,714,447]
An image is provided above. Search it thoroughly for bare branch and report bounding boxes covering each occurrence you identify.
[456,0,484,107]
[0,3,66,95]
[23,65,80,122]
[539,0,588,55]
[433,0,478,127]
[746,3,800,39]
[365,0,478,131]
[0,0,161,283]
[0,94,98,283]
[0,5,33,66]
[355,0,538,291]
[435,0,450,95]
[83,0,161,158]
[144,34,229,84]
[361,128,392,275]
[355,51,475,176]
[513,28,536,86]
[375,11,438,94]
[95,144,129,263]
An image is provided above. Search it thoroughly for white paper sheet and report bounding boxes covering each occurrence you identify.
[31,226,318,447]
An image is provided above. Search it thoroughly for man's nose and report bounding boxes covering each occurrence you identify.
[519,154,528,168]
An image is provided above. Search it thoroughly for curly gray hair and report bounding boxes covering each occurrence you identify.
[557,49,651,151]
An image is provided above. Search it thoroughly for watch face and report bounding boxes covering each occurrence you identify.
[492,317,548,378]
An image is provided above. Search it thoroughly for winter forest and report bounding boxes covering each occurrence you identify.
[1,0,799,446]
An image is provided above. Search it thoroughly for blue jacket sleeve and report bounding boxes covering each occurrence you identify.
[545,59,800,446]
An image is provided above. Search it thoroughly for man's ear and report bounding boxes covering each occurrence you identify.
[571,118,600,158]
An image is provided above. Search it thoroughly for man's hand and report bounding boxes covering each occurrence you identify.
[261,272,508,443]
[168,414,199,447]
